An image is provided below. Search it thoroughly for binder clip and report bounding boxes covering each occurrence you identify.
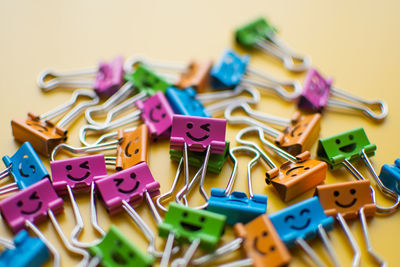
[237,126,327,201]
[235,17,311,72]
[169,115,227,209]
[95,162,175,258]
[158,202,226,267]
[206,146,268,225]
[0,142,49,195]
[166,87,211,117]
[37,56,124,98]
[77,124,149,170]
[0,179,90,267]
[298,68,388,121]
[315,180,385,266]
[269,197,337,267]
[191,215,291,267]
[124,55,213,93]
[379,159,400,195]
[210,49,301,101]
[88,225,154,267]
[225,102,321,155]
[0,229,50,267]
[11,89,99,156]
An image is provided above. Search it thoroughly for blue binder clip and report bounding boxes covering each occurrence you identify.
[210,49,250,89]
[0,142,49,194]
[207,146,267,225]
[0,230,50,267]
[166,86,211,117]
[379,159,400,195]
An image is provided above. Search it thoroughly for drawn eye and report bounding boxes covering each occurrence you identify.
[350,189,356,195]
[17,201,23,207]
[29,191,40,200]
[284,215,295,222]
[300,209,310,216]
[130,173,136,179]
[335,139,341,144]
[66,165,72,171]
[183,212,188,218]
[79,161,90,169]
[200,216,205,223]
[200,123,210,132]
[334,191,340,197]
[349,135,354,140]
[186,123,193,129]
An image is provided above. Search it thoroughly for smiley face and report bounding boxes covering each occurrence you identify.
[65,161,91,181]
[128,65,170,95]
[235,18,276,48]
[26,121,49,133]
[16,191,42,215]
[234,215,291,267]
[298,69,332,112]
[185,122,210,142]
[149,103,166,123]
[116,125,148,170]
[165,87,211,117]
[18,155,36,178]
[315,180,377,219]
[89,225,154,267]
[284,208,311,230]
[179,210,205,232]
[114,172,140,194]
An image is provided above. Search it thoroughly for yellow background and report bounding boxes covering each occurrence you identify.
[1,0,400,266]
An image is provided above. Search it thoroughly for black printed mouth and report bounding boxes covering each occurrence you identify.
[180,222,202,232]
[117,181,140,194]
[290,219,311,230]
[124,141,132,157]
[252,237,267,256]
[27,122,48,133]
[67,171,91,182]
[339,143,356,153]
[111,251,127,265]
[186,132,209,142]
[18,163,35,178]
[285,166,304,176]
[335,198,357,208]
[149,108,161,123]
[290,125,301,137]
[21,202,43,215]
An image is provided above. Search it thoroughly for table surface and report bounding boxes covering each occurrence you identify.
[1,0,400,266]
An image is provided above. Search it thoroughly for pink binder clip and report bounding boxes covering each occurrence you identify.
[50,154,107,195]
[170,115,226,154]
[93,57,124,98]
[136,92,175,139]
[95,162,160,215]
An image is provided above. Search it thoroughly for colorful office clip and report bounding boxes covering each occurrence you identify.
[270,197,337,266]
[0,230,50,267]
[298,68,388,121]
[124,64,171,96]
[96,162,160,215]
[207,146,267,225]
[166,87,211,117]
[170,115,226,154]
[169,141,230,174]
[225,102,321,155]
[315,180,385,266]
[136,91,175,139]
[317,127,376,170]
[89,225,154,267]
[210,49,301,101]
[236,127,327,201]
[0,142,49,195]
[235,17,311,72]
[159,202,226,251]
[11,89,99,156]
[37,56,124,98]
[379,159,400,195]
[50,154,107,195]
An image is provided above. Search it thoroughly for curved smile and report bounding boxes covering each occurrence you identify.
[290,219,311,230]
[18,163,35,178]
[286,166,304,176]
[21,202,43,215]
[290,125,302,137]
[117,181,140,194]
[335,198,357,208]
[67,171,91,181]
[124,141,132,157]
[186,132,209,142]
[252,237,267,256]
[180,222,202,232]
[149,108,161,123]
[111,251,127,265]
[27,122,48,133]
[339,143,356,153]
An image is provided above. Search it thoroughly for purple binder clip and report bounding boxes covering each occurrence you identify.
[136,92,175,139]
[94,56,124,98]
[170,115,226,154]
[95,162,160,215]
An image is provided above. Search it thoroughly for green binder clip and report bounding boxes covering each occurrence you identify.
[124,64,171,95]
[169,141,230,174]
[158,202,225,266]
[89,225,154,267]
[235,17,311,72]
[317,127,376,170]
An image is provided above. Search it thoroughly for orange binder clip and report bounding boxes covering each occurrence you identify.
[116,124,149,170]
[225,102,321,156]
[237,126,327,202]
[234,215,291,267]
[11,90,99,157]
[175,60,213,92]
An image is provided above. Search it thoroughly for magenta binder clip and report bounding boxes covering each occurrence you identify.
[50,154,107,195]
[298,68,388,121]
[136,92,175,139]
[95,162,160,215]
[93,56,124,98]
[170,115,226,154]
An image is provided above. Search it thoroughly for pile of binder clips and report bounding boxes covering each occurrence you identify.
[0,16,398,267]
